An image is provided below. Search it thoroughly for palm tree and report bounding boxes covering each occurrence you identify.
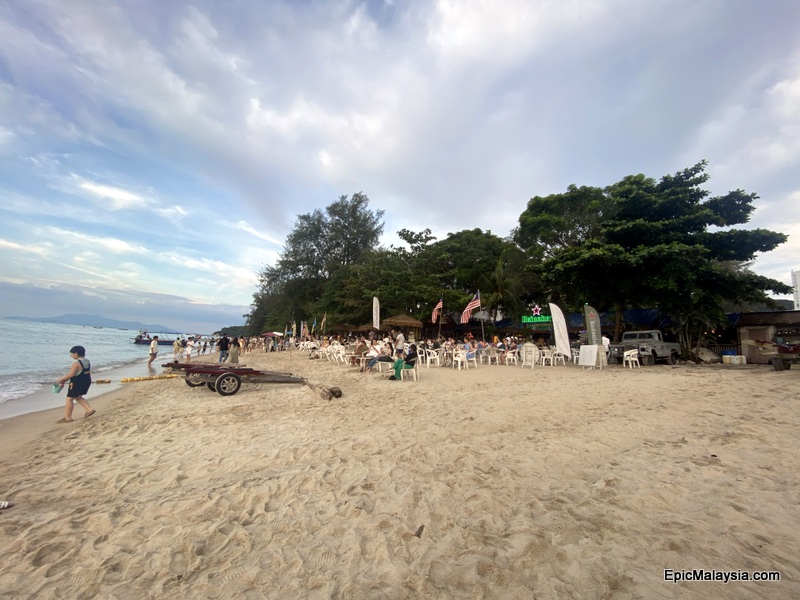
[481,256,524,324]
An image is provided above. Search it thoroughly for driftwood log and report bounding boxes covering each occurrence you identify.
[303,379,343,401]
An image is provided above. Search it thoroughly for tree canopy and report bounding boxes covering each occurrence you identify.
[245,161,790,350]
[522,161,791,347]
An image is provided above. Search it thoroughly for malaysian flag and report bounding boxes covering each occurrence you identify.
[460,291,481,324]
[432,298,443,324]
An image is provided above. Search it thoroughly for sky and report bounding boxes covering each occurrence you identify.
[1,0,799,333]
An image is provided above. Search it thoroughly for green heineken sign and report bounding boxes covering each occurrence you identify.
[522,315,552,323]
[522,305,552,324]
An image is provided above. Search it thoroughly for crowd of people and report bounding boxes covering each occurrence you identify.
[166,334,288,363]
[295,329,546,376]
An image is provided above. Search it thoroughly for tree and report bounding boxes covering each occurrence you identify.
[275,192,384,281]
[514,185,613,260]
[245,193,384,333]
[480,254,526,323]
[423,229,517,293]
[533,162,791,348]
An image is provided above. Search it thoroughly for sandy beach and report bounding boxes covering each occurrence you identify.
[0,350,798,599]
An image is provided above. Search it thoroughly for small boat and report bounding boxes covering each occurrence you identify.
[133,331,177,345]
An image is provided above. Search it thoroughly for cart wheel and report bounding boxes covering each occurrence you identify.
[207,382,216,391]
[215,372,241,396]
[185,378,204,387]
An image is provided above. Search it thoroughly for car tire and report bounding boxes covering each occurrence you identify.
[215,372,242,396]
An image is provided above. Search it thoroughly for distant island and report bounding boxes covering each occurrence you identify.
[6,313,182,334]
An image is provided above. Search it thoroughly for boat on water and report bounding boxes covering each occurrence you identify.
[133,331,178,345]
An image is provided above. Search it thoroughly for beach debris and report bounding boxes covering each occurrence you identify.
[303,379,343,401]
[414,525,425,538]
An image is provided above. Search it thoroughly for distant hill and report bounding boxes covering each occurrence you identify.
[6,313,182,334]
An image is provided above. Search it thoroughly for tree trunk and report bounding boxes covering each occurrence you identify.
[613,303,624,342]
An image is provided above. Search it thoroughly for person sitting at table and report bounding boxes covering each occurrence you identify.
[463,339,476,361]
[365,341,393,372]
[360,340,380,372]
[350,337,368,365]
[389,344,418,380]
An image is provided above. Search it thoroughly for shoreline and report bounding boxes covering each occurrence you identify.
[0,350,218,421]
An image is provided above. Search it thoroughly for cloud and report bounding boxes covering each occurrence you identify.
[1,0,798,323]
[46,227,149,254]
[0,238,48,255]
[232,220,283,245]
[74,177,151,210]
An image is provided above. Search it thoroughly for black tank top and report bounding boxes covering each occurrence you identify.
[70,358,92,386]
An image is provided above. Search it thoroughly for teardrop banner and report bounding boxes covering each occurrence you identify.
[372,296,380,330]
[549,303,571,358]
[584,305,602,346]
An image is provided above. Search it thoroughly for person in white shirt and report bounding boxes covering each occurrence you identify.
[184,337,196,362]
[394,330,405,354]
[148,336,159,366]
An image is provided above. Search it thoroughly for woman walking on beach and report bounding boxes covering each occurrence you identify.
[229,337,240,363]
[55,345,95,423]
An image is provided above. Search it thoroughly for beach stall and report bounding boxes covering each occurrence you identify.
[737,310,800,365]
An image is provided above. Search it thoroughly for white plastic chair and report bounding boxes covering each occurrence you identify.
[400,361,420,381]
[540,349,554,366]
[482,347,499,365]
[425,349,441,368]
[520,344,539,369]
[453,350,478,369]
[623,349,640,368]
[552,351,566,366]
[504,349,519,366]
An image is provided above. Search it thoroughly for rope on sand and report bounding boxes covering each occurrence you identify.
[120,374,181,383]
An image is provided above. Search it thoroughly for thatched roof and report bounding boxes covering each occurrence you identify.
[356,323,384,332]
[382,314,423,328]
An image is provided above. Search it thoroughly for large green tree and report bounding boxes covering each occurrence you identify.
[529,162,791,348]
[246,193,384,333]
[514,184,613,261]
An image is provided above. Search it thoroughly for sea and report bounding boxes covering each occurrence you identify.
[0,319,190,420]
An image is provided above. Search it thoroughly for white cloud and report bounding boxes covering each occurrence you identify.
[155,205,190,220]
[46,227,150,254]
[232,220,283,245]
[2,0,799,317]
[0,238,48,255]
[75,178,151,210]
[0,125,14,146]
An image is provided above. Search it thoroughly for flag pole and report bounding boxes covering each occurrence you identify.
[438,295,442,339]
[480,300,485,342]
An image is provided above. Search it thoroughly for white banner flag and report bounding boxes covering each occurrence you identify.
[549,303,571,358]
[372,297,380,330]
